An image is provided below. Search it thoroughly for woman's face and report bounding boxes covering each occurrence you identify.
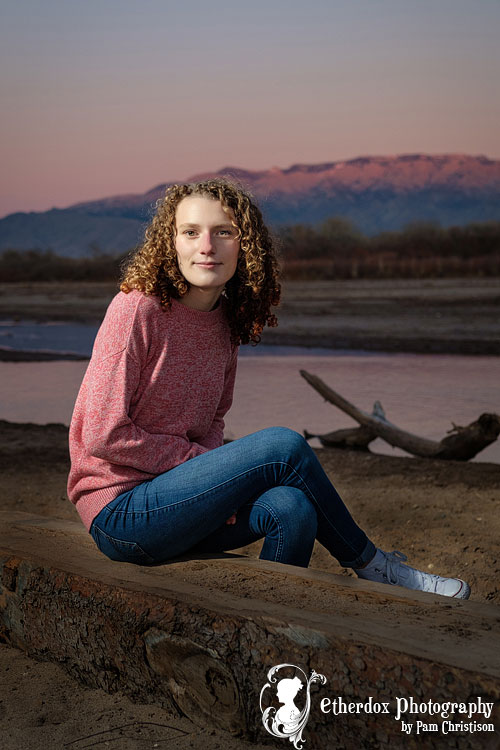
[174,195,240,310]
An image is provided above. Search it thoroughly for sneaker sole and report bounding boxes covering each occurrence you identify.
[452,579,471,600]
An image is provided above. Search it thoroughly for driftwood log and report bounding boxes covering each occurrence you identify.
[3,511,500,747]
[301,369,500,461]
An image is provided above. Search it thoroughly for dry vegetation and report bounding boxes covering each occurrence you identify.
[1,219,499,282]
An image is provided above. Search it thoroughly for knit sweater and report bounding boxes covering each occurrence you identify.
[67,289,238,532]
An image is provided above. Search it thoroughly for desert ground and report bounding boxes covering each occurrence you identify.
[1,278,499,748]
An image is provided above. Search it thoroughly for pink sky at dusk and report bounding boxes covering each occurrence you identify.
[1,0,499,218]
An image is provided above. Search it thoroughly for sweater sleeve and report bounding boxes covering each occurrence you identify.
[73,293,207,476]
[197,344,239,451]
[80,347,207,474]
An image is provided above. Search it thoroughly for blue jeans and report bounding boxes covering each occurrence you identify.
[89,427,376,569]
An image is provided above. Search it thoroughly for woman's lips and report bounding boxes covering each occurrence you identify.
[195,262,221,267]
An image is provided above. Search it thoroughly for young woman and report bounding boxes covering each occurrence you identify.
[67,178,470,599]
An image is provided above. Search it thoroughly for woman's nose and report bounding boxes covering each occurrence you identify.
[199,231,214,253]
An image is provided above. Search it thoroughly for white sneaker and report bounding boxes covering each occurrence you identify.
[355,549,471,599]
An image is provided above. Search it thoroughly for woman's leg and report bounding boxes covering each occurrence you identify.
[191,486,318,568]
[90,426,375,567]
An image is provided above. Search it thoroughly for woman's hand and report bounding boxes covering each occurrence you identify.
[225,513,237,525]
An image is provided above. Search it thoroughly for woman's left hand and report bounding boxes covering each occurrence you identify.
[225,513,237,525]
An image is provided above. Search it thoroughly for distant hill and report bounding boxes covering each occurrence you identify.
[1,153,499,257]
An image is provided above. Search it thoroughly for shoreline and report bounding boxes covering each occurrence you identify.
[1,337,500,361]
[0,346,89,361]
[1,277,499,357]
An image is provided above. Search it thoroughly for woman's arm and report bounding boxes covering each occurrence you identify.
[71,292,208,478]
[79,350,207,474]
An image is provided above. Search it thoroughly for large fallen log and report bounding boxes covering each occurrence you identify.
[2,512,500,749]
[300,369,500,461]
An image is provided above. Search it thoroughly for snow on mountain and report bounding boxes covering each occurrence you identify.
[1,154,499,257]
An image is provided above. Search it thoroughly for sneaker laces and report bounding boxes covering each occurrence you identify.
[360,548,470,598]
[378,550,408,584]
[379,550,456,594]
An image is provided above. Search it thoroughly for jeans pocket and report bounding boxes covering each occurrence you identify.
[91,524,155,566]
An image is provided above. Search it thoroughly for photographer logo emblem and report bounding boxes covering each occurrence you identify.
[259,663,327,748]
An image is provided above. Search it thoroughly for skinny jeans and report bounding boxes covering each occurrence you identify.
[89,427,376,569]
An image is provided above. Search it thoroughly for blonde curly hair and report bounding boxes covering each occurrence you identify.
[120,177,281,345]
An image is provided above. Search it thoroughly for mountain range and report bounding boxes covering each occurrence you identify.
[1,153,499,258]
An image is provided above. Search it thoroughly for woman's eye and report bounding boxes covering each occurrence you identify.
[182,228,234,237]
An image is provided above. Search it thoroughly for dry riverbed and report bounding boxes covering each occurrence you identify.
[1,277,499,354]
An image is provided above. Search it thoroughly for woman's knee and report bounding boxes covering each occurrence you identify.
[257,426,309,459]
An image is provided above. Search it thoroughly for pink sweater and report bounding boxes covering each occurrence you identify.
[67,289,238,531]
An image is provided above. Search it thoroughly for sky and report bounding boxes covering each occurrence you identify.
[1,0,499,217]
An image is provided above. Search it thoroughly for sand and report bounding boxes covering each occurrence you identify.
[1,420,499,747]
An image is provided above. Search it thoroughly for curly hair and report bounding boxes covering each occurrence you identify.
[120,177,281,345]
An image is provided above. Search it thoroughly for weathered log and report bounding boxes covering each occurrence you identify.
[304,401,384,450]
[300,369,500,461]
[2,512,500,749]
[439,413,500,460]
